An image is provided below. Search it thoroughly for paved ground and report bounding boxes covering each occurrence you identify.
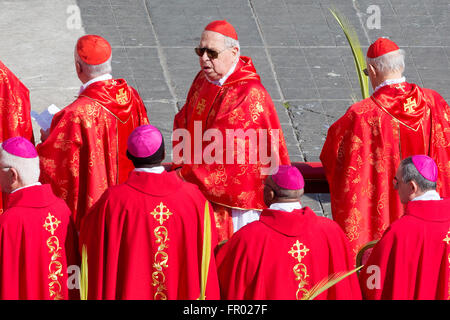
[1,0,450,217]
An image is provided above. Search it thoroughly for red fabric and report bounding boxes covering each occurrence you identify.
[173,56,290,240]
[204,20,238,40]
[0,185,79,300]
[320,83,450,259]
[79,170,221,300]
[367,38,399,58]
[76,35,111,65]
[37,79,149,230]
[359,199,450,300]
[216,207,362,300]
[0,61,34,214]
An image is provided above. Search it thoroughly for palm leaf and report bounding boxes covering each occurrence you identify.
[198,200,212,300]
[301,265,363,300]
[329,7,369,100]
[79,244,88,300]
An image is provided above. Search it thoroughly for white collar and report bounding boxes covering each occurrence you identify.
[10,182,42,194]
[206,58,239,86]
[133,166,165,174]
[411,190,441,201]
[79,73,113,95]
[269,202,302,212]
[374,77,406,93]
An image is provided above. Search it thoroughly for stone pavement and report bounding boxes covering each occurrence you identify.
[1,0,450,217]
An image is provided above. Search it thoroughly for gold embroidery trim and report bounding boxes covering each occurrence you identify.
[151,202,172,300]
[289,240,310,300]
[43,213,63,300]
[444,229,450,300]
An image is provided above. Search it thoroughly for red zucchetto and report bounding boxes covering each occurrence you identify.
[204,20,238,40]
[76,34,112,65]
[367,37,399,58]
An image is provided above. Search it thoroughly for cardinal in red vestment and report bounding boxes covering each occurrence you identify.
[37,35,149,230]
[0,137,78,300]
[359,156,450,299]
[216,165,361,300]
[173,20,290,242]
[320,37,450,259]
[0,60,34,214]
[79,125,220,300]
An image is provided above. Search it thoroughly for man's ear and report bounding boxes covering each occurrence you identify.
[231,46,239,58]
[75,61,82,74]
[368,64,377,77]
[9,167,19,185]
[409,180,419,194]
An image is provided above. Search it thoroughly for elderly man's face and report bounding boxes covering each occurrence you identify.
[198,31,238,81]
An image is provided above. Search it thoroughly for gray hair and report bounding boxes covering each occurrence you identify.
[400,156,436,192]
[75,51,112,78]
[223,34,240,52]
[0,146,40,186]
[367,49,405,74]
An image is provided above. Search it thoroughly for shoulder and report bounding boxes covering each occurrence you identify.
[305,208,348,236]
[420,87,450,106]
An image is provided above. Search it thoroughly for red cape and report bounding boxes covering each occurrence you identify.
[0,61,34,214]
[359,198,450,300]
[216,206,362,300]
[37,79,149,230]
[0,185,79,300]
[79,170,221,300]
[320,83,450,258]
[173,56,290,211]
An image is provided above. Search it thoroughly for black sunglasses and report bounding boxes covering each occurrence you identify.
[194,47,226,59]
[363,68,369,76]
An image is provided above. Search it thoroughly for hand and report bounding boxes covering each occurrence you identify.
[40,128,50,143]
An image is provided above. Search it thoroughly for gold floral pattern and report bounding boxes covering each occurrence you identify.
[444,229,450,300]
[289,240,310,300]
[150,202,172,300]
[43,212,63,300]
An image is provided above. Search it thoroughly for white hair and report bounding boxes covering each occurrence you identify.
[0,146,40,185]
[223,34,240,53]
[366,49,405,74]
[75,50,112,78]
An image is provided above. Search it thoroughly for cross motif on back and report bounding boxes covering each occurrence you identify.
[395,83,406,92]
[403,97,417,113]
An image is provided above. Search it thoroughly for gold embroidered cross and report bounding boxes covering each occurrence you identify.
[116,88,128,105]
[395,83,406,92]
[289,240,309,263]
[444,230,450,245]
[151,202,173,225]
[403,97,417,113]
[196,99,206,115]
[43,213,61,235]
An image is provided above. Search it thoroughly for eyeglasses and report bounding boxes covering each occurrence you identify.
[194,47,228,59]
[363,68,369,76]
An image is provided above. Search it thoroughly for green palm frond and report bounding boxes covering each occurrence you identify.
[301,265,363,300]
[329,7,370,100]
[80,244,88,300]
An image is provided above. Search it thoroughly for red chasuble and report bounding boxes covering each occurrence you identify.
[0,185,79,300]
[216,206,362,300]
[37,79,149,230]
[359,199,450,300]
[173,56,290,240]
[0,61,34,214]
[79,170,220,300]
[320,82,450,258]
